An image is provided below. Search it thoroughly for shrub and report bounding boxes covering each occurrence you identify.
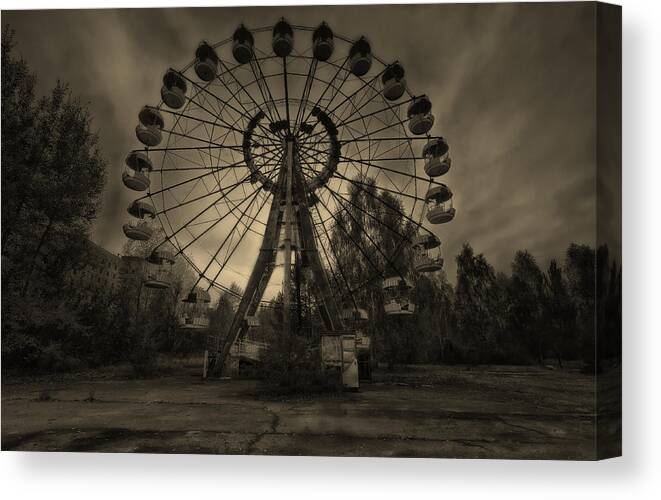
[258,331,340,395]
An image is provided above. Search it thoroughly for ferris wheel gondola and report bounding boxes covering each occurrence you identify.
[423,137,451,177]
[122,151,152,191]
[144,248,175,289]
[407,95,434,135]
[412,233,444,273]
[383,276,415,315]
[349,37,372,76]
[194,42,220,82]
[312,22,334,61]
[272,18,294,57]
[233,25,254,64]
[425,184,456,224]
[382,62,406,101]
[123,200,156,241]
[179,287,212,329]
[135,106,164,146]
[161,70,188,109]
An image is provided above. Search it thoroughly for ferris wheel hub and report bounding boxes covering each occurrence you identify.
[242,105,341,194]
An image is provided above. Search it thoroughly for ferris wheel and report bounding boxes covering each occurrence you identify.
[121,20,456,369]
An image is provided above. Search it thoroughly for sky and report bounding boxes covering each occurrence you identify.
[2,3,619,287]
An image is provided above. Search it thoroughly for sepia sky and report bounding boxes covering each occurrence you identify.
[3,3,617,283]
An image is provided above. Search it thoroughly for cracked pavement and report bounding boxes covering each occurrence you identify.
[1,365,620,459]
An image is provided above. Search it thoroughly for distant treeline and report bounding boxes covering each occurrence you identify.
[415,242,620,371]
[324,179,621,372]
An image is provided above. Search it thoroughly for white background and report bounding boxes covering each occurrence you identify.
[0,0,659,498]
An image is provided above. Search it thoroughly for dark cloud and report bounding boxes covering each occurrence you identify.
[3,3,608,283]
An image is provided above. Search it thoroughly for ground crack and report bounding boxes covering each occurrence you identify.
[495,416,559,439]
[246,406,280,453]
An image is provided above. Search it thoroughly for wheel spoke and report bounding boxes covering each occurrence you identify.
[203,190,272,289]
[299,56,349,127]
[189,186,267,288]
[137,147,280,202]
[293,58,317,133]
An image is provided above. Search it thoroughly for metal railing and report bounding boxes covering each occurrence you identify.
[229,339,268,361]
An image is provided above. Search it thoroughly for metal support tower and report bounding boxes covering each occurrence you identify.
[213,137,342,375]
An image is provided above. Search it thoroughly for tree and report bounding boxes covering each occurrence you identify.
[596,246,621,364]
[325,176,416,367]
[565,243,596,372]
[121,230,198,359]
[542,260,577,367]
[1,27,109,373]
[413,270,455,363]
[1,26,38,250]
[604,261,622,363]
[490,271,511,362]
[1,27,107,299]
[453,244,501,363]
[506,250,546,363]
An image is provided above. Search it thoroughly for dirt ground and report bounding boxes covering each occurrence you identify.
[1,363,620,459]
